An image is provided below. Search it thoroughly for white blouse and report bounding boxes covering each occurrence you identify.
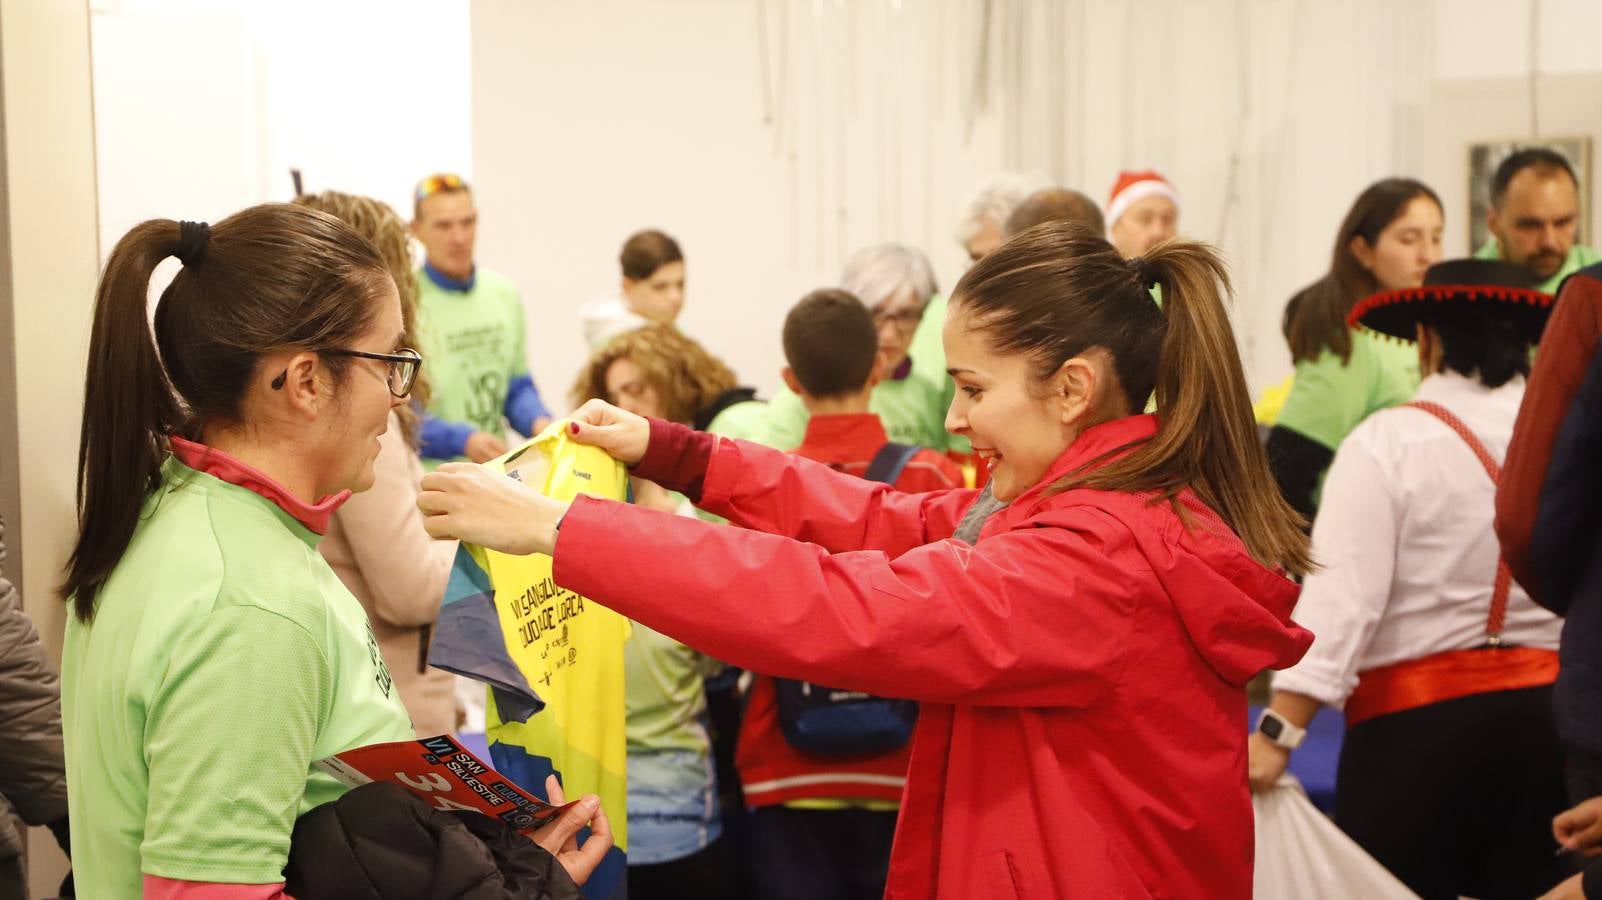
[1272,370,1563,707]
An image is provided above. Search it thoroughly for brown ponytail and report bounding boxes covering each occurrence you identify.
[954,224,1311,575]
[64,203,392,621]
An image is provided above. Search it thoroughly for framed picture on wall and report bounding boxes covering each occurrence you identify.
[1468,136,1591,251]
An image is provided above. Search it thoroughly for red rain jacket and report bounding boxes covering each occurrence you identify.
[553,413,1311,898]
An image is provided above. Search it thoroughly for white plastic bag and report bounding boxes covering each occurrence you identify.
[1253,776,1420,899]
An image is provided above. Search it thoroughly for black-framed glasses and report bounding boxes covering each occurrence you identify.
[324,347,422,398]
[269,347,422,398]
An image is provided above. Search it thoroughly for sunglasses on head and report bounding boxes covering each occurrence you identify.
[415,173,467,202]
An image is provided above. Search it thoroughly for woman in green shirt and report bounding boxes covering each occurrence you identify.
[1267,178,1444,521]
[59,204,610,898]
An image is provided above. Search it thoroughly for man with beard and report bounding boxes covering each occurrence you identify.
[1478,148,1598,293]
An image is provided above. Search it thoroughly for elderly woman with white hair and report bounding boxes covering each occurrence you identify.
[765,244,951,451]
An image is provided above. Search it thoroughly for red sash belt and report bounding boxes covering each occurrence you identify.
[1345,401,1556,729]
[1345,646,1558,728]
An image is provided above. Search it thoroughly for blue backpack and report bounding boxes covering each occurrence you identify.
[773,442,923,756]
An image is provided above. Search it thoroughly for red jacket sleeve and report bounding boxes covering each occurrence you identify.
[553,495,1137,708]
[1497,268,1602,605]
[632,418,976,553]
[699,431,977,555]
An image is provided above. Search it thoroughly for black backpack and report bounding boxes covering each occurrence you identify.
[773,442,923,756]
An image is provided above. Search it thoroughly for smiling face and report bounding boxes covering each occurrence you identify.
[320,280,407,496]
[294,277,403,493]
[942,305,1091,502]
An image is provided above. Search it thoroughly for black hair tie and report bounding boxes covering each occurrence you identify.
[1128,255,1160,288]
[175,220,210,267]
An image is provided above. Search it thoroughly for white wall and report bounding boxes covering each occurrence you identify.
[0,0,101,892]
[91,0,472,258]
[471,0,1602,407]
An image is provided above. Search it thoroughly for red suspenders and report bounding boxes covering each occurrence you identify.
[1341,401,1557,728]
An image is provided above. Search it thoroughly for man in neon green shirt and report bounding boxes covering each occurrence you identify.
[766,245,950,451]
[411,174,552,465]
[1475,148,1600,293]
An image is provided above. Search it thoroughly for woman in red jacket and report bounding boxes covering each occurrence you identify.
[420,225,1314,898]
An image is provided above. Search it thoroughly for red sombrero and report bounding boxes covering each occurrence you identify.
[1348,258,1555,343]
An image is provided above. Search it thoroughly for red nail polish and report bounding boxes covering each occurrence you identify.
[569,422,580,435]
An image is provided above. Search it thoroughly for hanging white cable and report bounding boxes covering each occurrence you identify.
[963,0,994,144]
[814,0,827,269]
[1214,0,1252,245]
[1527,0,1541,136]
[774,0,791,155]
[756,0,774,126]
[1047,0,1066,185]
[891,0,905,236]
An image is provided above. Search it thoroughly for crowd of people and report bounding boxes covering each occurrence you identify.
[2,148,1599,900]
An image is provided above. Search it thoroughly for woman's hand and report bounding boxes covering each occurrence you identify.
[1555,796,1602,858]
[418,463,568,556]
[1246,732,1291,793]
[567,399,651,465]
[531,774,613,886]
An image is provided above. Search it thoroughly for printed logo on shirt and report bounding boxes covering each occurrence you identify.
[366,621,394,698]
[466,371,507,434]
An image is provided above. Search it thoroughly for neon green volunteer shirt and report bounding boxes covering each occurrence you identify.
[1274,328,1421,452]
[909,293,970,454]
[765,371,949,452]
[61,457,413,897]
[416,266,534,461]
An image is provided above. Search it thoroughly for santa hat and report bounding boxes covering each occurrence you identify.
[1104,170,1181,232]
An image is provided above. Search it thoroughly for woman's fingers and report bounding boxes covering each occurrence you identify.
[561,797,614,885]
[566,401,651,464]
[532,794,599,857]
[415,463,556,555]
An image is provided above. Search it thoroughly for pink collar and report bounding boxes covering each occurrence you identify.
[169,436,350,535]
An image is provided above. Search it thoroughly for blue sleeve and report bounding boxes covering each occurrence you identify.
[418,412,475,461]
[504,374,551,437]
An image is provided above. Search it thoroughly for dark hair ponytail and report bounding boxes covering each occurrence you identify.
[66,222,187,622]
[64,203,392,621]
[954,224,1311,575]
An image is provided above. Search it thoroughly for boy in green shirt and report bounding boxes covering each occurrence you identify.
[411,174,552,464]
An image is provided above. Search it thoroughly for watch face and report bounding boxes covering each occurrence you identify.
[1260,715,1285,741]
